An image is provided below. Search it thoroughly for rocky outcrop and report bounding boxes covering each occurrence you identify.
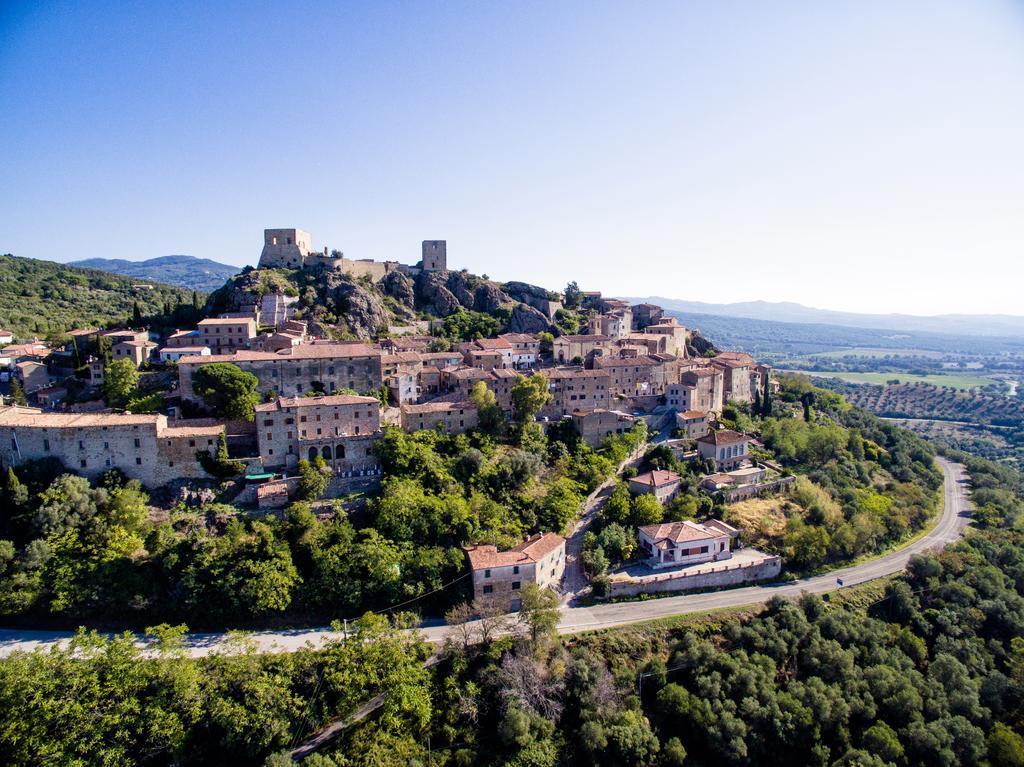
[503,281,552,302]
[509,303,551,333]
[687,331,719,358]
[415,271,462,316]
[321,270,392,338]
[473,283,512,314]
[382,270,415,308]
[446,272,476,308]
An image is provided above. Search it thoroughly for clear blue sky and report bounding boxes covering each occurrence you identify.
[3,1,1023,315]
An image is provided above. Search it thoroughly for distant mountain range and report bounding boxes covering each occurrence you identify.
[70,255,240,293]
[622,297,1024,338]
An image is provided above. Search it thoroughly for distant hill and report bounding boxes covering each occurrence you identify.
[0,254,199,342]
[623,296,1024,338]
[70,255,240,292]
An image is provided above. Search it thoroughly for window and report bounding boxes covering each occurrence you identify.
[43,438,49,451]
[136,457,142,465]
[513,565,519,574]
[78,440,84,450]
[189,439,195,447]
[482,585,494,595]
[80,460,87,468]
[300,416,307,423]
[511,581,521,590]
[263,419,274,427]
[484,569,491,578]
[266,433,272,441]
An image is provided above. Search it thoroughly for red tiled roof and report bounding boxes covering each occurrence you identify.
[639,521,728,543]
[630,469,681,488]
[465,532,565,571]
[254,394,379,412]
[697,430,747,447]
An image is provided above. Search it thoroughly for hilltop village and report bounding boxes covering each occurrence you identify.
[0,229,783,605]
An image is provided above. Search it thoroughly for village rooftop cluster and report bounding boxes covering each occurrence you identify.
[0,229,784,608]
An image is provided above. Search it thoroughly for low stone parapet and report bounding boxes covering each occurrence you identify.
[607,554,782,598]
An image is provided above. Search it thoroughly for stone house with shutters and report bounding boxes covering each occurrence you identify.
[254,394,382,477]
[400,401,478,434]
[541,368,611,418]
[0,406,223,486]
[177,343,383,403]
[464,532,566,611]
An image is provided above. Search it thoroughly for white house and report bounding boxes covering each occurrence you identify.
[637,520,737,569]
[696,429,750,470]
[159,346,212,363]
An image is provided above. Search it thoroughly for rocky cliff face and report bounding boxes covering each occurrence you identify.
[509,303,550,333]
[382,270,415,309]
[414,271,462,316]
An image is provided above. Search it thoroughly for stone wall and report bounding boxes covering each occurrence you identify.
[722,476,795,504]
[607,556,782,598]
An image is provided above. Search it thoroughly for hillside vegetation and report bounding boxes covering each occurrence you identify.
[70,255,240,293]
[0,254,199,341]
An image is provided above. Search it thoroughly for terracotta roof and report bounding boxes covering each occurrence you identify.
[254,394,379,412]
[475,338,512,350]
[631,469,681,488]
[159,346,210,354]
[498,333,538,344]
[465,532,565,571]
[0,406,159,428]
[402,400,475,414]
[67,328,99,337]
[593,356,659,368]
[382,352,423,364]
[198,317,256,326]
[679,410,707,419]
[516,532,565,560]
[161,420,225,438]
[639,520,728,543]
[556,334,610,343]
[697,430,747,447]
[546,367,609,380]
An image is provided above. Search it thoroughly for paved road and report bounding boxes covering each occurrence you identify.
[0,458,970,658]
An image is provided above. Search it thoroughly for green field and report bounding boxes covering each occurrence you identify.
[797,370,997,390]
[809,347,947,360]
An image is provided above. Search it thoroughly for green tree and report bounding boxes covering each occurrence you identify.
[102,358,139,408]
[988,723,1024,767]
[297,457,330,501]
[193,362,260,420]
[517,583,560,645]
[563,281,582,309]
[630,493,664,527]
[511,373,552,424]
[8,377,27,406]
[131,301,144,328]
[469,380,504,433]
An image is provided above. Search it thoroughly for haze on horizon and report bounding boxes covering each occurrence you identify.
[2,1,1023,317]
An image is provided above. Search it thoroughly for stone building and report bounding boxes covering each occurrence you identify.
[588,312,631,339]
[197,318,257,354]
[631,303,664,330]
[421,240,447,271]
[258,228,315,269]
[440,367,519,415]
[400,401,478,434]
[112,339,157,368]
[541,368,611,418]
[712,352,755,404]
[668,367,725,415]
[643,317,689,357]
[592,355,661,397]
[628,469,682,503]
[464,532,566,611]
[177,343,383,403]
[552,334,611,364]
[570,408,637,447]
[675,410,710,440]
[254,394,382,476]
[0,406,223,486]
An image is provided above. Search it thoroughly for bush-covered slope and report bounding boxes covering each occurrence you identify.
[0,254,199,341]
[70,255,240,293]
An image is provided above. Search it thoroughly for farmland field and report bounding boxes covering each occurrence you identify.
[791,370,998,390]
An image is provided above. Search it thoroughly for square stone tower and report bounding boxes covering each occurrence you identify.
[421,240,447,271]
[259,229,314,269]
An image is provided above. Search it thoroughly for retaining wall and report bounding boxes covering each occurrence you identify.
[608,556,782,597]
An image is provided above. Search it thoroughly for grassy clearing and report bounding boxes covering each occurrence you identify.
[801,370,996,390]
